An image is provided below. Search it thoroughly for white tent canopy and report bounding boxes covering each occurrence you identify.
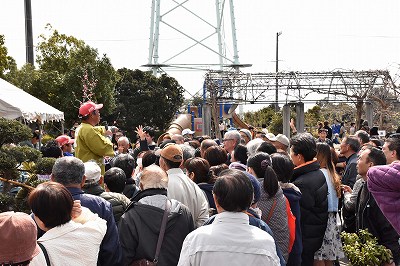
[0,78,64,123]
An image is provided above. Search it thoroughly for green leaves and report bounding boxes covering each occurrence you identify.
[7,25,119,127]
[104,68,184,140]
[0,118,32,146]
[341,229,393,266]
[0,35,17,79]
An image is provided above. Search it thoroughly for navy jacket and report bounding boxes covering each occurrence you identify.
[283,187,303,266]
[68,187,122,266]
[197,183,216,209]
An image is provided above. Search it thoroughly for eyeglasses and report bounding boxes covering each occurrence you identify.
[223,138,234,142]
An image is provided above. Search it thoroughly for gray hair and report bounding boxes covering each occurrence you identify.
[140,165,168,190]
[355,130,370,145]
[117,136,130,145]
[225,130,241,145]
[52,157,85,186]
[180,144,196,161]
[344,135,361,152]
[246,138,264,156]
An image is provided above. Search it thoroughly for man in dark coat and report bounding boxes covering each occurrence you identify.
[290,133,328,266]
[340,135,360,189]
[340,135,361,233]
[119,165,194,266]
[355,147,400,265]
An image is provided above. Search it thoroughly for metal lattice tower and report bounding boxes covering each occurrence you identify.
[145,0,250,75]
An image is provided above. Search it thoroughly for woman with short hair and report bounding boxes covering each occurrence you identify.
[185,157,217,210]
[29,182,107,266]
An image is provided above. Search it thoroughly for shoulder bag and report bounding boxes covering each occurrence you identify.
[130,199,171,266]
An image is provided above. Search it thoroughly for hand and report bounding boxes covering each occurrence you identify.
[109,126,119,133]
[341,185,352,193]
[105,129,113,137]
[290,118,297,131]
[71,200,82,219]
[135,125,146,140]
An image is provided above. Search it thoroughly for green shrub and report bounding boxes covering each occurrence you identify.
[41,134,54,145]
[341,229,393,265]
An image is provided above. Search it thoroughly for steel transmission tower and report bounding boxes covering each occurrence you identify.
[145,0,249,74]
[145,0,250,137]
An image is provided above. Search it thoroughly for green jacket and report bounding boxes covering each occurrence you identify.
[75,122,114,174]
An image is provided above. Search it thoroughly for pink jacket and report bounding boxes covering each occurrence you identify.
[367,162,400,234]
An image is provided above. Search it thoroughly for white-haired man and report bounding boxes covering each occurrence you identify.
[119,165,194,265]
[116,136,133,156]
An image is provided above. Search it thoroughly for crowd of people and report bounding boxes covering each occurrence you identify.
[1,100,400,266]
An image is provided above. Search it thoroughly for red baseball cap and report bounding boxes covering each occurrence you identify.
[55,135,75,146]
[79,101,103,117]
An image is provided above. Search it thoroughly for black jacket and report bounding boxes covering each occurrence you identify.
[342,152,358,188]
[356,182,400,265]
[119,188,194,266]
[123,178,139,199]
[291,160,328,265]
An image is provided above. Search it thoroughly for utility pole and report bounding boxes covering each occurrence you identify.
[24,0,34,66]
[275,31,282,112]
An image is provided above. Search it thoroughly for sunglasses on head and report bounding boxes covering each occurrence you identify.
[389,133,400,139]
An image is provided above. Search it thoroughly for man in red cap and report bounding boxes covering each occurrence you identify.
[75,101,114,174]
[55,134,75,156]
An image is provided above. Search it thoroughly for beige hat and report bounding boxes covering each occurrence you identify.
[275,134,290,147]
[160,144,183,162]
[265,133,277,141]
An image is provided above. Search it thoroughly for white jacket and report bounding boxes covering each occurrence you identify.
[37,207,107,266]
[178,212,280,266]
[167,168,209,228]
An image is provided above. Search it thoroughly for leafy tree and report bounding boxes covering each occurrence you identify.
[243,105,277,128]
[104,68,184,139]
[5,63,38,91]
[0,35,17,79]
[0,118,41,193]
[15,25,118,126]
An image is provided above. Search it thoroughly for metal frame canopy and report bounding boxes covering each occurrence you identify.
[204,69,399,105]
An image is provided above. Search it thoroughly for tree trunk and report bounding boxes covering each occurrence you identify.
[355,99,363,130]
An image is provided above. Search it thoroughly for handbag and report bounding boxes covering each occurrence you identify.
[130,199,171,266]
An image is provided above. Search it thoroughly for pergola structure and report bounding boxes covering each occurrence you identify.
[204,69,399,136]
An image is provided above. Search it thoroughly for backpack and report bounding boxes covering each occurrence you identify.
[285,197,296,253]
[266,196,296,253]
